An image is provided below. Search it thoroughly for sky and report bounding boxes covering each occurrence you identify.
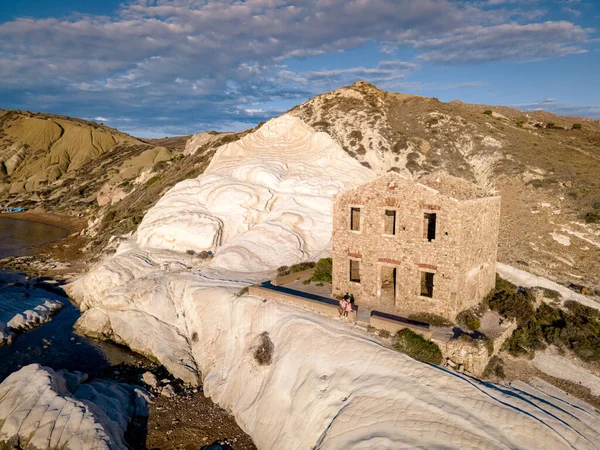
[0,0,599,138]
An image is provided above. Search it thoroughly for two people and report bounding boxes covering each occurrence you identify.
[338,292,354,318]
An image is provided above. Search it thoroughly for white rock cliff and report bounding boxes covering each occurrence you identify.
[68,116,600,449]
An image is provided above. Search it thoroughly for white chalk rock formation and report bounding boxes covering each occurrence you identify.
[7,299,64,331]
[0,364,149,449]
[68,116,600,449]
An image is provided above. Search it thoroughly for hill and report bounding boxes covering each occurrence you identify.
[2,83,599,294]
[289,81,600,290]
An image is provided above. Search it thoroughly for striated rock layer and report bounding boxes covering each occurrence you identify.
[68,116,600,449]
[0,364,149,449]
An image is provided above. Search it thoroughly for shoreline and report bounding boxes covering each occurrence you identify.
[0,212,89,277]
[0,211,86,235]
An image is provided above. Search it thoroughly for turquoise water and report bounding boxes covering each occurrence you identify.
[0,217,68,259]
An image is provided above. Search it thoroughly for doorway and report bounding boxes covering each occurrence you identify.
[380,266,397,305]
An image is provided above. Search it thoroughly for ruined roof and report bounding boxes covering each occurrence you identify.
[417,172,496,201]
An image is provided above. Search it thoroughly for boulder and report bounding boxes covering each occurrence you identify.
[0,364,149,449]
[141,371,159,388]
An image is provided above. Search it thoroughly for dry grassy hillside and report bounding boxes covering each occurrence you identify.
[289,81,600,291]
[0,109,142,194]
[0,107,250,261]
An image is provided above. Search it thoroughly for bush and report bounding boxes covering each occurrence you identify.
[540,287,561,300]
[145,175,160,186]
[458,311,480,331]
[572,123,582,130]
[490,277,600,362]
[483,110,492,115]
[378,329,391,338]
[277,262,315,277]
[235,286,249,297]
[482,356,505,380]
[408,312,453,327]
[393,329,443,365]
[516,121,524,128]
[253,332,274,366]
[310,258,332,283]
[367,325,376,333]
[197,251,213,260]
[302,279,311,285]
[582,212,600,224]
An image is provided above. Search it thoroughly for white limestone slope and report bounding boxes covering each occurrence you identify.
[67,115,600,449]
[0,364,149,449]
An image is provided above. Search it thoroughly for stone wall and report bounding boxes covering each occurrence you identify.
[248,285,357,321]
[332,174,500,321]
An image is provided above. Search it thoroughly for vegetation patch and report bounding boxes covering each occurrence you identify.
[482,110,492,116]
[145,175,161,186]
[482,356,505,380]
[582,211,600,224]
[378,329,391,338]
[393,329,442,365]
[456,310,481,331]
[540,287,561,301]
[235,286,249,297]
[486,276,600,362]
[277,262,316,277]
[309,258,332,283]
[253,331,274,366]
[408,312,453,327]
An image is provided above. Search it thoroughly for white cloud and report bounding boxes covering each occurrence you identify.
[0,0,596,132]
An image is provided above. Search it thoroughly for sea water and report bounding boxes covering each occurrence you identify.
[0,218,142,381]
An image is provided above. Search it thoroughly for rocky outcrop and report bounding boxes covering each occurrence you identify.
[0,364,149,449]
[68,115,600,449]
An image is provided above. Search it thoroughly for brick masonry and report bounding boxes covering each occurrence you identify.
[331,174,501,321]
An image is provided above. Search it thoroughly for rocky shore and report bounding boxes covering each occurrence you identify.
[0,215,257,450]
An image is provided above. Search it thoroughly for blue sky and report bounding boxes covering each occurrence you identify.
[0,1,598,137]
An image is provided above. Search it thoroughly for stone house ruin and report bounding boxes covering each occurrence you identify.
[331,174,501,321]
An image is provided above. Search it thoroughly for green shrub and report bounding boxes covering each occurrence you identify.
[483,110,492,115]
[490,277,600,361]
[582,212,600,224]
[456,310,481,331]
[572,123,582,130]
[277,262,315,277]
[310,258,332,283]
[289,262,315,274]
[516,120,524,128]
[378,329,391,338]
[145,175,160,186]
[316,282,324,287]
[466,314,480,331]
[302,279,311,285]
[367,325,376,333]
[540,287,561,300]
[408,312,453,327]
[393,329,443,365]
[564,301,600,319]
[546,122,556,129]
